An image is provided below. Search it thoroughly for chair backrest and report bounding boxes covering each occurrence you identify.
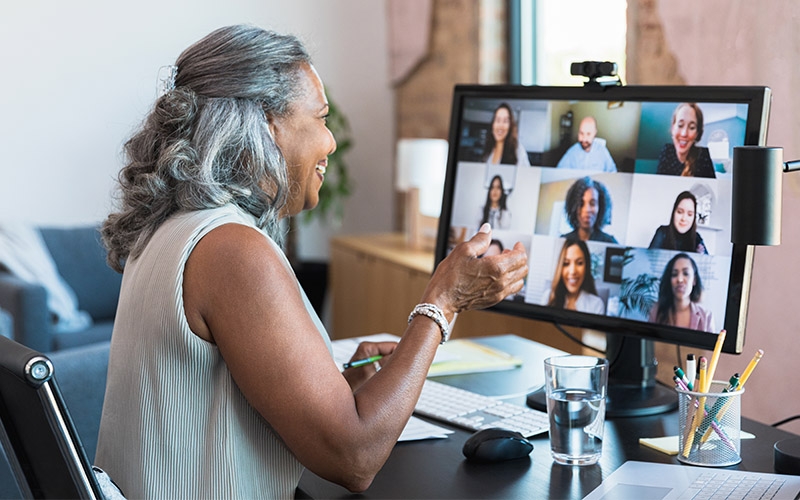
[0,335,102,499]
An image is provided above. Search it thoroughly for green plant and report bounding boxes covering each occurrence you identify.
[301,97,354,224]
[617,248,660,319]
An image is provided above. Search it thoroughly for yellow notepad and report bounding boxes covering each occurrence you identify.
[428,339,522,376]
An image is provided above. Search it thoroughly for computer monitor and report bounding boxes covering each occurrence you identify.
[434,84,771,417]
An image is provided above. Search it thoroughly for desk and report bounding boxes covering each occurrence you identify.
[297,336,799,499]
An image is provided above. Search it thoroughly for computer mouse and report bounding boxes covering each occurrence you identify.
[462,428,534,463]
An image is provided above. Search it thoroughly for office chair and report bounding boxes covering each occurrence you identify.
[0,335,108,499]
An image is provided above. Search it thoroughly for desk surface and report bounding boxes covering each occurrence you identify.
[298,336,799,499]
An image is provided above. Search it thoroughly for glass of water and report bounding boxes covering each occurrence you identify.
[544,355,609,466]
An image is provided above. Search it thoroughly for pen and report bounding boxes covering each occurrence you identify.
[675,376,737,452]
[683,356,708,457]
[685,354,696,387]
[342,355,383,370]
[695,374,740,442]
[674,366,692,391]
[705,329,726,393]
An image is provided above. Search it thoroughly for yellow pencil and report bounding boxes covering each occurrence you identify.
[682,356,708,457]
[737,349,764,390]
[700,349,765,444]
[704,329,726,392]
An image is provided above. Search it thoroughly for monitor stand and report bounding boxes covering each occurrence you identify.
[526,335,678,418]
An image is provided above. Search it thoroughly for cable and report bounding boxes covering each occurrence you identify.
[772,415,800,428]
[552,322,606,355]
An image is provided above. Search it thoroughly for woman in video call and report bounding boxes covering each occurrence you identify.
[656,102,716,178]
[542,239,605,314]
[482,102,531,167]
[479,174,512,229]
[649,191,709,254]
[560,176,618,243]
[649,253,715,332]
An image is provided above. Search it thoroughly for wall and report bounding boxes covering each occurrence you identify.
[628,0,800,435]
[0,0,394,261]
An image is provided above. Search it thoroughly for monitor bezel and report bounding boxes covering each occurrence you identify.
[435,84,772,355]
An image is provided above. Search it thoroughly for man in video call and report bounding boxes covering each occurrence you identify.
[556,116,617,172]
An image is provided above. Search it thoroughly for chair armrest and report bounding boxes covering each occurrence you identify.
[0,273,53,352]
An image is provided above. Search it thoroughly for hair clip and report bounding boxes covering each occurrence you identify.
[156,64,178,97]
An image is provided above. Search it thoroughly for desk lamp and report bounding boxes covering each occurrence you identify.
[730,146,800,475]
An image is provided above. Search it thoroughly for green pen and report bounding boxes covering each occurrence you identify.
[343,355,383,370]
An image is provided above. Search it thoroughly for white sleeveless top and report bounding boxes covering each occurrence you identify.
[95,205,331,499]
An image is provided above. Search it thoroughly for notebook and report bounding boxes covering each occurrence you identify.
[583,461,800,500]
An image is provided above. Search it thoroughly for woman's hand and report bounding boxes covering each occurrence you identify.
[422,224,528,320]
[342,341,398,392]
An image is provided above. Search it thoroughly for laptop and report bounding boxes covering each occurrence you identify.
[583,461,800,500]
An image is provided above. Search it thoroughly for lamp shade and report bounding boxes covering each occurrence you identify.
[395,138,449,217]
[731,146,783,246]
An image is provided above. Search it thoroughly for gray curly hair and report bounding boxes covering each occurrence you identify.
[102,24,311,272]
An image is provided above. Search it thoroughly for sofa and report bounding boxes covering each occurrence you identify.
[0,226,121,352]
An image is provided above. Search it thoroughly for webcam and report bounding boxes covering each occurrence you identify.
[570,61,618,79]
[570,61,622,90]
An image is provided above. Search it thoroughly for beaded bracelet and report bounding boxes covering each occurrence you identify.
[408,303,451,344]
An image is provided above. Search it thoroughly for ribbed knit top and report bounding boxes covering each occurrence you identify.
[95,205,330,499]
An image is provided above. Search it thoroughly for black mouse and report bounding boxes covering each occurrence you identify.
[462,428,534,463]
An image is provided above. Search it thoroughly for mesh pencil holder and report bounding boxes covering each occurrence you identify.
[677,381,743,467]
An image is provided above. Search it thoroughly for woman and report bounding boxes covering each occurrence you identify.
[94,25,528,498]
[479,175,511,229]
[542,239,605,314]
[655,102,716,178]
[482,103,531,167]
[649,253,715,332]
[560,176,617,243]
[649,191,708,254]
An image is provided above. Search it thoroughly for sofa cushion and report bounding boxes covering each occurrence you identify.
[40,227,121,322]
[52,320,115,352]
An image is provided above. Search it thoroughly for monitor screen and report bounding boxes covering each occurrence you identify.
[435,84,771,358]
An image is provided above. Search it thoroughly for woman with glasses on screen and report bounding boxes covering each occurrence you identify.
[542,239,605,314]
[648,191,709,254]
[649,253,715,332]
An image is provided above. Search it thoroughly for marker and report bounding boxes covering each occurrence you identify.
[674,366,692,390]
[342,355,383,370]
[685,354,697,387]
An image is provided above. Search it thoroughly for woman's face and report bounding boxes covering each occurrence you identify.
[578,187,599,231]
[268,63,337,217]
[492,107,511,143]
[489,177,503,204]
[671,105,699,161]
[673,198,696,234]
[670,257,695,302]
[561,244,586,295]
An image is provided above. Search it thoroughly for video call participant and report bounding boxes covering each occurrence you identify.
[649,191,708,254]
[656,102,716,178]
[95,25,529,498]
[482,102,531,167]
[542,239,605,314]
[649,252,715,332]
[481,239,505,257]
[560,176,618,243]
[479,174,511,229]
[556,116,617,172]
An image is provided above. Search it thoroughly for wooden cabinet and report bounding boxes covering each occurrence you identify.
[329,233,580,354]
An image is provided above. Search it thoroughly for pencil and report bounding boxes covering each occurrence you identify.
[705,329,726,393]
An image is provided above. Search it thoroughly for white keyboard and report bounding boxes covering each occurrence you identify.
[414,379,549,438]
